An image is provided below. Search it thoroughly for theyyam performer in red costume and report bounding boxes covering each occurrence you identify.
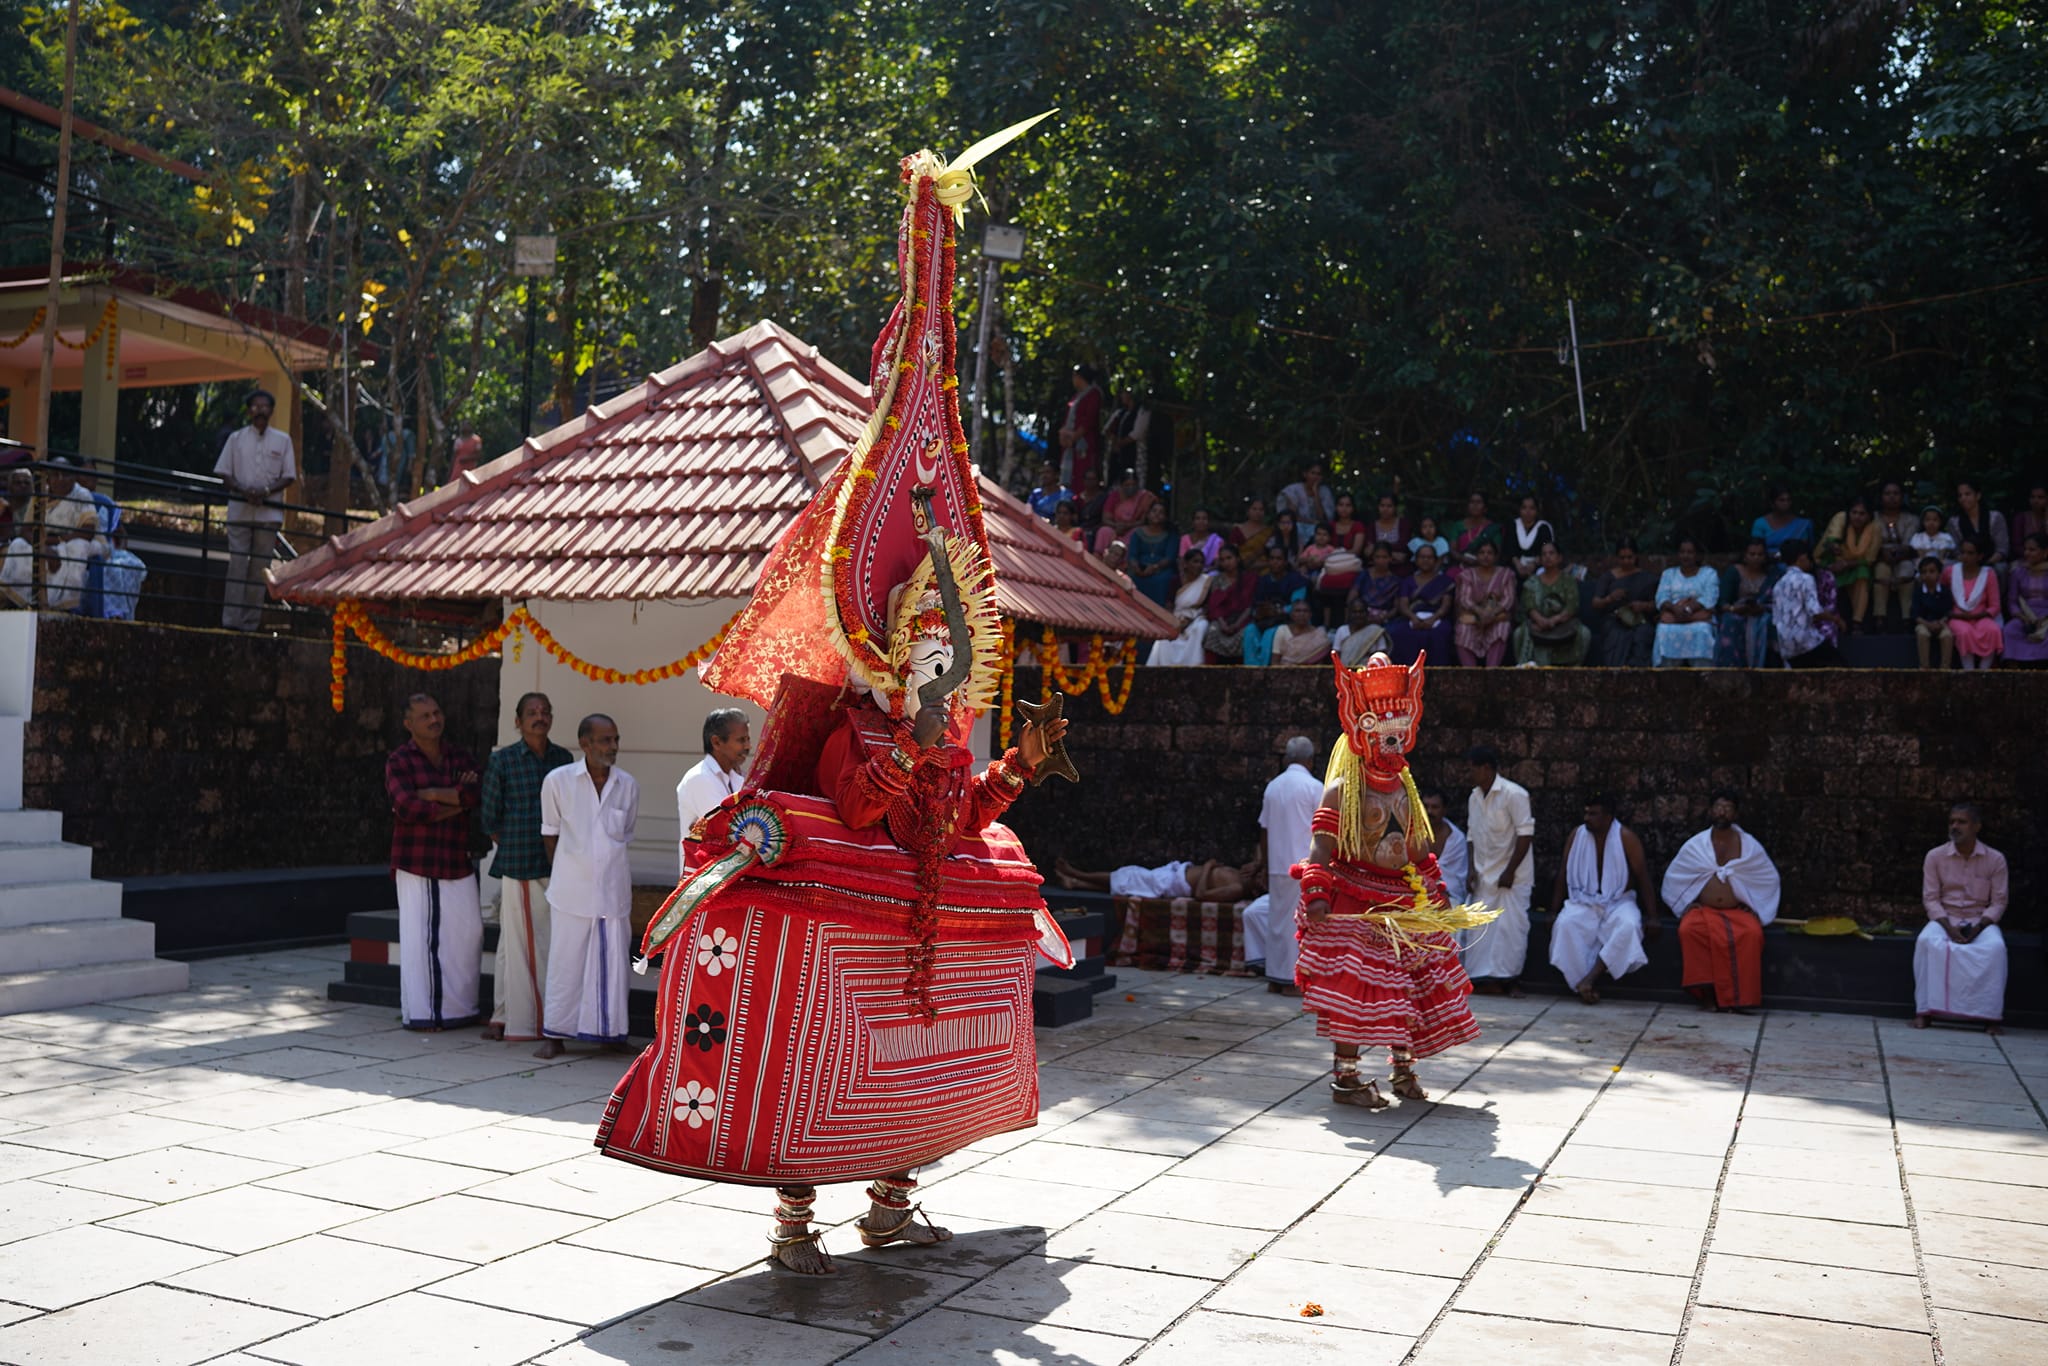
[596,117,1075,1276]
[1292,650,1498,1110]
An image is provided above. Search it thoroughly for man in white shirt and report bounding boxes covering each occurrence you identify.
[676,707,751,872]
[1422,789,1468,903]
[537,713,639,1058]
[1249,735,1322,992]
[1462,744,1534,993]
[212,389,297,631]
[1548,793,1659,1003]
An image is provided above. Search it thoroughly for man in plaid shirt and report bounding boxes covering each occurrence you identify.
[385,693,484,1030]
[478,692,573,1042]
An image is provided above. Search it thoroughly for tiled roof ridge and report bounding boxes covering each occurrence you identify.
[271,319,864,598]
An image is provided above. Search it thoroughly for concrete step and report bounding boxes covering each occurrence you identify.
[0,879,125,930]
[0,958,190,1015]
[0,919,160,973]
[0,842,94,885]
[0,810,62,844]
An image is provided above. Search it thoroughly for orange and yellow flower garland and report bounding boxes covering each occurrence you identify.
[994,621,1140,748]
[328,600,737,713]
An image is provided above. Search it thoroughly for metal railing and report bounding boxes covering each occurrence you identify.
[1,438,378,629]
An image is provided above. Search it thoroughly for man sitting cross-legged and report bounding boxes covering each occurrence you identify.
[1914,801,2008,1033]
[1548,792,1660,1004]
[1054,855,1263,903]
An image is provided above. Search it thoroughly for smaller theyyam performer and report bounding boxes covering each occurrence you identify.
[1661,788,1782,1011]
[1292,651,1497,1110]
[597,117,1075,1276]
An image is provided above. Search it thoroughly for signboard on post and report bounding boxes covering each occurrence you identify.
[513,235,557,278]
[982,224,1026,262]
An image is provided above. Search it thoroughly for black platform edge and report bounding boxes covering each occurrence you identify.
[130,865,395,959]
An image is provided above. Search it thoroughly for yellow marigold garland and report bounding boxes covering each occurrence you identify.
[328,600,737,713]
[49,301,120,379]
[993,623,1140,744]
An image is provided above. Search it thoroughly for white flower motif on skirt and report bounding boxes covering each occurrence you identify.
[697,928,740,976]
[673,1080,718,1129]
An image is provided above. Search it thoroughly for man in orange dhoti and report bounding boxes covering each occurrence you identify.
[1661,789,1782,1011]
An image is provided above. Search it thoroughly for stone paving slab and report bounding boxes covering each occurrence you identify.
[0,947,2046,1363]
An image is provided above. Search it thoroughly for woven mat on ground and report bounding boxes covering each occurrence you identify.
[1109,897,1257,975]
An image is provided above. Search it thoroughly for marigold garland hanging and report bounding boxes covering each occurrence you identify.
[327,600,737,712]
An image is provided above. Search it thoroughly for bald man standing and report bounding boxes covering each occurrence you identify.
[1253,734,1324,994]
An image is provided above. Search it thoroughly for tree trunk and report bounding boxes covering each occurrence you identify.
[552,255,580,424]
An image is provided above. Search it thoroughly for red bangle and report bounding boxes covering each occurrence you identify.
[1310,807,1341,837]
[1293,861,1335,902]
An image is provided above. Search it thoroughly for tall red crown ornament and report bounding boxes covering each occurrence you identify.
[701,115,1051,717]
[1327,649,1434,863]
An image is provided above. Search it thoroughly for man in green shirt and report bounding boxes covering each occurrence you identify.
[479,692,574,1041]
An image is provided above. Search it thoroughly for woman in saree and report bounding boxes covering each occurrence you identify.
[1387,542,1456,665]
[1270,509,1302,567]
[1451,491,1502,572]
[1453,539,1516,667]
[1147,548,1213,666]
[1369,494,1412,570]
[1348,542,1404,632]
[1654,538,1719,667]
[1231,496,1274,565]
[1092,468,1157,554]
[1588,537,1658,667]
[1126,501,1178,607]
[1511,542,1590,666]
[1200,543,1258,663]
[2002,533,2048,666]
[1714,537,1779,667]
[1821,496,1880,631]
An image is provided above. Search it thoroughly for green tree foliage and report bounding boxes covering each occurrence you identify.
[2,0,2040,540]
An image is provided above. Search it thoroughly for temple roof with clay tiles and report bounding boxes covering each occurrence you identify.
[269,319,1174,639]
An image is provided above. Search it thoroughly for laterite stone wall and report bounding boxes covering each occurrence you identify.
[1002,665,2041,930]
[26,616,501,877]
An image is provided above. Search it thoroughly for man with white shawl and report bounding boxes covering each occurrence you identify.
[1548,793,1659,1003]
[1662,788,1782,1011]
[1914,802,2008,1031]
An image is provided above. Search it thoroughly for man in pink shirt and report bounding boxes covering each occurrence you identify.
[1913,802,2009,1032]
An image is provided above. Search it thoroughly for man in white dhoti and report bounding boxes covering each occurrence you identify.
[536,714,640,1058]
[384,695,484,1030]
[676,707,751,872]
[1054,856,1263,902]
[1914,802,2008,1032]
[1548,793,1659,1003]
[478,692,573,1042]
[1256,735,1323,994]
[1462,745,1533,993]
[1423,790,1468,903]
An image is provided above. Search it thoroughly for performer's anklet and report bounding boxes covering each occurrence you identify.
[866,1175,917,1211]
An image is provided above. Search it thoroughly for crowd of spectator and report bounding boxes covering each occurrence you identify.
[1025,444,2048,671]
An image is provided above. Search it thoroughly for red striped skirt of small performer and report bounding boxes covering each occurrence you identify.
[1295,915,1480,1058]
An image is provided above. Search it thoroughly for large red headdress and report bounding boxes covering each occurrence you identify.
[703,117,1050,712]
[1331,649,1427,791]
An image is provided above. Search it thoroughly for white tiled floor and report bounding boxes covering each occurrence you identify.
[0,947,2046,1363]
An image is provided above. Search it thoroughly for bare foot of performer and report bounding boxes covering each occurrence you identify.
[769,1174,953,1275]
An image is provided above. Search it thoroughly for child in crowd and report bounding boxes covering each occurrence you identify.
[1910,505,1957,569]
[1296,524,1335,578]
[1408,515,1450,564]
[1911,555,1954,670]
